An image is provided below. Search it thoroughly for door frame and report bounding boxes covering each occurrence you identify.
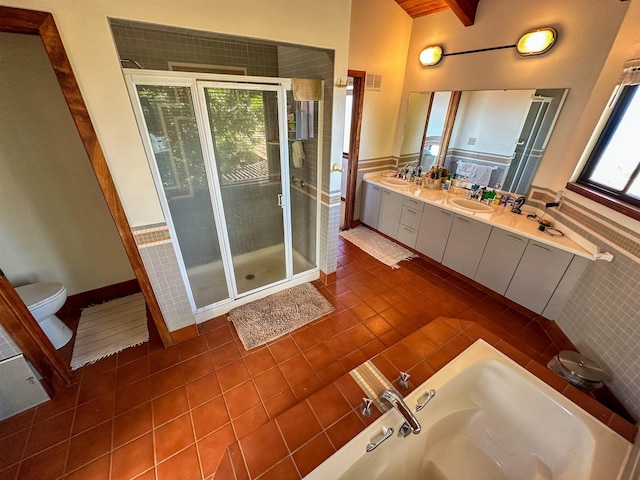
[343,70,366,230]
[0,7,173,390]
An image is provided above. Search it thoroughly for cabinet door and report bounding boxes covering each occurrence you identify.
[415,203,455,262]
[505,241,574,314]
[442,215,492,278]
[361,182,382,228]
[474,229,529,295]
[377,189,404,238]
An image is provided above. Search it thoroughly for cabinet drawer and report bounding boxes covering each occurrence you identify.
[399,205,422,230]
[403,197,424,212]
[397,225,418,249]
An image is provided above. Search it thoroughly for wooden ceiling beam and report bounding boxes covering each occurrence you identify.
[395,0,449,18]
[394,0,478,25]
[445,0,479,26]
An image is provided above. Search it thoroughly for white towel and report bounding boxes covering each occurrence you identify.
[292,141,305,168]
[457,161,493,186]
[468,164,492,186]
[457,161,478,177]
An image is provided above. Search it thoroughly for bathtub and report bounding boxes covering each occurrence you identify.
[305,340,632,480]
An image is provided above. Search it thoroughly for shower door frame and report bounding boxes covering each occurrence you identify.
[196,80,294,300]
[125,70,321,321]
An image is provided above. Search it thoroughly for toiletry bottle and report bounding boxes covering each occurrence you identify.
[443,175,451,191]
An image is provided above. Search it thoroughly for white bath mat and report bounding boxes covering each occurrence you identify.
[339,226,417,268]
[70,293,148,370]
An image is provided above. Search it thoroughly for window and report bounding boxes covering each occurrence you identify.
[570,60,640,217]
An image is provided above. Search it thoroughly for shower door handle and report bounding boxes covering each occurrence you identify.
[278,193,285,208]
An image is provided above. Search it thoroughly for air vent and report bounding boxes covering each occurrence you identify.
[365,73,382,91]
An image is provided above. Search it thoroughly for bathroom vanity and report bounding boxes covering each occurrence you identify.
[360,173,595,318]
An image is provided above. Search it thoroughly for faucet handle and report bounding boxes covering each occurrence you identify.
[397,372,411,390]
[360,397,374,417]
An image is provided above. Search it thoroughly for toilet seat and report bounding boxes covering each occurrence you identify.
[15,282,66,311]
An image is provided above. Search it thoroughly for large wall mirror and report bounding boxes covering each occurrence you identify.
[400,89,568,194]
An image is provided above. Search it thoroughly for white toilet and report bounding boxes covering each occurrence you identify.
[15,282,72,349]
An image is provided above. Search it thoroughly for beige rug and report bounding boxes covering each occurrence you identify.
[340,226,417,268]
[229,283,334,350]
[70,293,148,370]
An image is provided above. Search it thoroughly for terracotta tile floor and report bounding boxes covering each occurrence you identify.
[0,236,629,480]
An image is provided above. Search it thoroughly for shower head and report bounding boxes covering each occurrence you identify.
[119,57,144,69]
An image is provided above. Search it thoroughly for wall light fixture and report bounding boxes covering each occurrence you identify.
[419,27,557,67]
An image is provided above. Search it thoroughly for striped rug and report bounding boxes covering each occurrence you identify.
[70,293,148,370]
[339,226,417,268]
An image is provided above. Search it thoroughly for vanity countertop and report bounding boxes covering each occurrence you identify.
[363,173,595,260]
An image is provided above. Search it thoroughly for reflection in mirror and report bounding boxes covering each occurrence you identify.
[422,91,451,168]
[399,91,451,168]
[400,89,568,195]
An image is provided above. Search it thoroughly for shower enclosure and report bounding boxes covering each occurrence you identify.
[126,72,320,318]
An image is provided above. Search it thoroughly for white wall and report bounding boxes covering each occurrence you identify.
[349,0,413,160]
[450,90,533,156]
[0,0,351,227]
[0,33,134,295]
[561,0,640,232]
[400,92,431,155]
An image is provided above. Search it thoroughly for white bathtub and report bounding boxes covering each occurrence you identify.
[305,340,632,480]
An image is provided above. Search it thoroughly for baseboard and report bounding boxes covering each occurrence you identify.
[319,270,336,285]
[59,278,140,316]
[170,324,199,344]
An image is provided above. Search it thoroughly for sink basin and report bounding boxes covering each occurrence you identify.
[380,177,411,187]
[448,197,495,213]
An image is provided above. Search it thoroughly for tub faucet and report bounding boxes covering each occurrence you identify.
[380,389,421,435]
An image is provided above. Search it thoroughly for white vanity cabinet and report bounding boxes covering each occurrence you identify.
[505,241,574,314]
[361,182,382,228]
[396,198,423,248]
[377,189,405,239]
[474,229,529,295]
[415,203,455,262]
[442,215,493,278]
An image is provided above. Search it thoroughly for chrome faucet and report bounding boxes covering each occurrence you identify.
[380,389,421,435]
[467,186,485,201]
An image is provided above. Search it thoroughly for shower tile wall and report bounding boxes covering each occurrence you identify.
[0,324,21,360]
[132,224,193,331]
[278,46,338,274]
[110,20,279,77]
[529,186,640,420]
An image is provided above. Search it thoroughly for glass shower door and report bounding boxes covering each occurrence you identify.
[134,84,231,309]
[201,84,289,295]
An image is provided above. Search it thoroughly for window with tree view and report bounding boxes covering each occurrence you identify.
[576,80,640,209]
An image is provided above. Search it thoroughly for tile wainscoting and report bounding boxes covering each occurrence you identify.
[530,185,640,420]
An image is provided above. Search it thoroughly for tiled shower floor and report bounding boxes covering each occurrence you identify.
[0,236,633,480]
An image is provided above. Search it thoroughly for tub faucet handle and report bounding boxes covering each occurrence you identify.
[397,372,411,390]
[360,397,374,417]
